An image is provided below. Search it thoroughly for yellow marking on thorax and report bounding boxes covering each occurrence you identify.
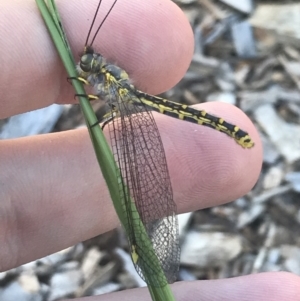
[105,72,114,83]
[118,88,129,98]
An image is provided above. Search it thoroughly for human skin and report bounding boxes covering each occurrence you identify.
[1,0,300,300]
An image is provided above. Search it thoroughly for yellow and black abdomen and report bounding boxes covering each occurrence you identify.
[135,91,254,149]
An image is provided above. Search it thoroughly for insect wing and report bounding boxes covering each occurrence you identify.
[107,85,180,286]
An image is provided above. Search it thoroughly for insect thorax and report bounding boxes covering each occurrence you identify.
[77,53,134,102]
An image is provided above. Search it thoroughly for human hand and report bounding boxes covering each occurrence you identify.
[1,0,299,300]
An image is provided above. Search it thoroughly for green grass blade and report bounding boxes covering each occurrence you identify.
[36,0,119,202]
[35,1,176,299]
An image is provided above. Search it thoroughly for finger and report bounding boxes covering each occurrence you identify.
[0,103,261,270]
[165,102,262,213]
[70,272,300,301]
[1,0,193,118]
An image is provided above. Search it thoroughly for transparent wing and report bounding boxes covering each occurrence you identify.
[106,84,180,286]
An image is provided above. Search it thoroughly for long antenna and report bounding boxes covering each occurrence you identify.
[86,0,118,47]
[85,0,103,46]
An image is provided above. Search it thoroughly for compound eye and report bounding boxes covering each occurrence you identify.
[80,53,93,72]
